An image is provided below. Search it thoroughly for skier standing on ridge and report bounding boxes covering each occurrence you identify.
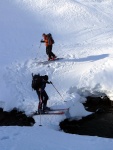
[40,33,57,60]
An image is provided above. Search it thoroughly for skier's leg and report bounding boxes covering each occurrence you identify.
[36,90,43,113]
[42,90,49,111]
[51,51,56,57]
[50,45,56,58]
[46,46,51,60]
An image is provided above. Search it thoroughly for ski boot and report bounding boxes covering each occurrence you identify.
[38,109,44,114]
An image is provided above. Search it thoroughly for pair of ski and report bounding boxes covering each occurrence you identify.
[34,108,69,115]
[39,58,63,65]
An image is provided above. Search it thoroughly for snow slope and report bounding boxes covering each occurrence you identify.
[0,0,113,149]
[1,126,113,150]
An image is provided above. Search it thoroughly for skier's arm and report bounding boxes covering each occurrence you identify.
[40,39,45,43]
[46,81,52,84]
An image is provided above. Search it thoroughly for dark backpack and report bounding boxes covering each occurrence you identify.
[31,74,42,90]
[51,37,54,44]
[48,33,55,44]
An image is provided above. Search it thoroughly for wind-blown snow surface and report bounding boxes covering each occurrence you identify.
[1,0,113,149]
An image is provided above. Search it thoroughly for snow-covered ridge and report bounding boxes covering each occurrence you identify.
[0,0,113,114]
[1,1,113,149]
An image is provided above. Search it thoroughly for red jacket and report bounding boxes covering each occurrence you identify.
[43,34,53,47]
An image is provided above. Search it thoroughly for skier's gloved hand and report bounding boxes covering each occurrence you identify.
[40,39,44,43]
[49,81,52,84]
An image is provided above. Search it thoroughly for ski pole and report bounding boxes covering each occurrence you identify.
[51,83,66,101]
[35,43,41,60]
[39,113,42,126]
[39,42,41,49]
[39,94,42,126]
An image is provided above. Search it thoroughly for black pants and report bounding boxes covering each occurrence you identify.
[46,45,55,59]
[36,90,49,110]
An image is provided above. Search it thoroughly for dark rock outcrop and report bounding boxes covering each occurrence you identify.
[0,108,35,126]
[60,96,113,138]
